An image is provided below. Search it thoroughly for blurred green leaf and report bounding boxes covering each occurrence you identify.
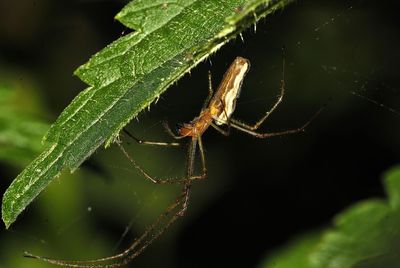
[259,232,321,268]
[310,166,400,268]
[2,0,294,228]
[0,85,49,167]
[259,166,400,268]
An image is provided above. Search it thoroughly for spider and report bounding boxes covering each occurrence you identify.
[25,53,321,267]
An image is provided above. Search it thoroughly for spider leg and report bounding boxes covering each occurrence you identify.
[123,128,180,146]
[229,107,323,138]
[210,97,232,136]
[228,47,322,138]
[211,122,229,136]
[162,121,186,140]
[229,50,286,132]
[117,138,206,185]
[24,183,192,268]
[24,138,203,267]
[201,70,214,111]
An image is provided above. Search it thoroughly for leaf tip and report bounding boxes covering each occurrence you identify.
[2,195,15,229]
[2,210,14,230]
[2,182,22,230]
[3,219,12,229]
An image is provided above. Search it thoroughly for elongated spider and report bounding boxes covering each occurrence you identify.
[25,54,320,267]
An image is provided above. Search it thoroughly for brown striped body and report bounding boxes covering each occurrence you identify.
[179,57,250,138]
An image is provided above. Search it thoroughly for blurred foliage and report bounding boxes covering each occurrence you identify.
[0,74,49,167]
[258,232,322,268]
[259,166,400,268]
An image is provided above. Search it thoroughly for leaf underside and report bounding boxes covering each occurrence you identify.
[2,0,293,228]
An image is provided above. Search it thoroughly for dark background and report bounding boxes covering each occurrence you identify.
[1,1,400,267]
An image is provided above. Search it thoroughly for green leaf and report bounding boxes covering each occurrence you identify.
[259,232,322,268]
[0,84,50,167]
[2,0,294,228]
[258,166,400,268]
[310,166,400,268]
